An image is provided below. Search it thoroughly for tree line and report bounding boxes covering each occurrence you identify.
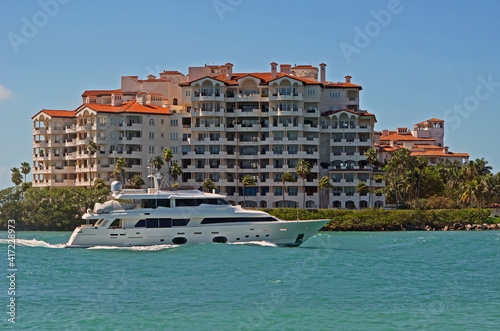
[383,149,499,209]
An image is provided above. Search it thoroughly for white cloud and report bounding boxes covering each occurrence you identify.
[0,85,13,101]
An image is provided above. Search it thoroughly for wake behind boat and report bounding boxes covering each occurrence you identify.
[64,176,329,248]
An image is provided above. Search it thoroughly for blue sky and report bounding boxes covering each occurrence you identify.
[0,0,499,188]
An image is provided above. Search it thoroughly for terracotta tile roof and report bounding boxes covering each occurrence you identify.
[292,65,316,69]
[77,101,170,115]
[412,144,446,149]
[380,133,435,142]
[416,118,444,125]
[378,145,400,152]
[139,78,169,83]
[410,151,469,157]
[324,81,362,89]
[160,71,184,75]
[82,89,121,97]
[180,72,323,86]
[32,109,77,119]
[321,109,375,117]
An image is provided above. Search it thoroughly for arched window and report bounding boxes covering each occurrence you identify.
[360,201,368,209]
[333,201,341,208]
[346,201,355,209]
[305,200,316,209]
[173,98,178,105]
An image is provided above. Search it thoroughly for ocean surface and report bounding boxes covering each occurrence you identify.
[1,231,499,330]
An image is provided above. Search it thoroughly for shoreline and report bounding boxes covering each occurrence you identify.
[320,222,500,232]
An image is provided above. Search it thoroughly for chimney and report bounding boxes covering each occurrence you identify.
[345,75,352,83]
[111,94,122,107]
[382,129,389,137]
[136,93,145,105]
[270,62,278,79]
[319,63,327,84]
[280,64,291,74]
[225,63,233,81]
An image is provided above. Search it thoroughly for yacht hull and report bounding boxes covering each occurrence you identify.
[65,219,328,248]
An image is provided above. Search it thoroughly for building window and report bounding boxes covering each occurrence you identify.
[161,119,164,124]
[172,147,178,154]
[186,90,191,97]
[170,119,178,126]
[149,119,155,126]
[149,132,155,140]
[329,92,340,98]
[149,146,155,153]
[307,89,315,96]
[170,133,178,140]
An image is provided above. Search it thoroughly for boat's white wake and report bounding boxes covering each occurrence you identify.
[87,244,179,251]
[228,241,278,247]
[0,238,64,248]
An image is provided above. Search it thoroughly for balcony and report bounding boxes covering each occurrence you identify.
[191,124,224,132]
[33,141,47,148]
[234,124,261,131]
[234,94,261,102]
[33,127,47,134]
[303,124,320,132]
[234,108,261,117]
[77,138,90,145]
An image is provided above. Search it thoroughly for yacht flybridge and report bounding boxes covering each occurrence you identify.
[65,176,329,248]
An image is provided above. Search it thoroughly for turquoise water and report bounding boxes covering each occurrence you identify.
[1,231,500,330]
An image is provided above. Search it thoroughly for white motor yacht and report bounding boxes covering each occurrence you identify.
[65,177,329,248]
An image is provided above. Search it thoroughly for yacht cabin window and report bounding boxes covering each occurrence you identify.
[175,198,229,207]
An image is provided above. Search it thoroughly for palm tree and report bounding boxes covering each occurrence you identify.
[318,176,333,209]
[398,149,412,207]
[415,156,428,208]
[202,178,218,193]
[295,160,312,208]
[94,178,107,190]
[475,157,492,177]
[462,160,479,208]
[127,175,145,189]
[169,161,182,184]
[151,155,164,174]
[11,168,22,188]
[241,175,256,207]
[162,147,174,184]
[86,139,99,187]
[281,172,296,208]
[114,157,127,183]
[20,162,31,183]
[162,148,173,165]
[365,148,377,207]
[355,181,370,209]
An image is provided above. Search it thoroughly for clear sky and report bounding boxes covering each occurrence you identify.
[0,0,499,189]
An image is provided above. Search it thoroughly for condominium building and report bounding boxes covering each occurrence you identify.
[32,62,385,209]
[375,118,469,165]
